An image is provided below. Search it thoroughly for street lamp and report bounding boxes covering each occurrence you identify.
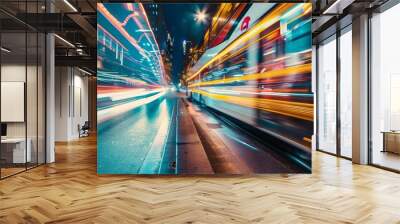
[195,9,207,23]
[135,29,152,33]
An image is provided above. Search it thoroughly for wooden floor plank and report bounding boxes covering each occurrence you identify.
[0,135,399,223]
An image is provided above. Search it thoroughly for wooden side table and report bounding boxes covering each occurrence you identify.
[382,131,400,154]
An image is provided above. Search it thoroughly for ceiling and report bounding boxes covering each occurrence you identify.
[0,0,97,73]
[0,0,396,73]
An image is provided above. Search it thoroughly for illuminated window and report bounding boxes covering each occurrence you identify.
[371,3,400,171]
[317,35,337,154]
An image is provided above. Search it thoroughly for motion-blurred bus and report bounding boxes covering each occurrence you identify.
[186,3,313,153]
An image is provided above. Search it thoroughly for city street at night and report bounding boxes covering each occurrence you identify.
[98,90,304,174]
[97,3,313,174]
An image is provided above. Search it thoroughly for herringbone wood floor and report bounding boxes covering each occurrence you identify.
[1,135,400,224]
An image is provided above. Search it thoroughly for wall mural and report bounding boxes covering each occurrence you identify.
[97,3,313,174]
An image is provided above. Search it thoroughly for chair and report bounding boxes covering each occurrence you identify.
[79,121,90,138]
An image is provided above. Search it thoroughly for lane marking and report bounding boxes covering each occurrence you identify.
[138,99,172,174]
[158,98,177,174]
[222,132,260,152]
[175,99,180,174]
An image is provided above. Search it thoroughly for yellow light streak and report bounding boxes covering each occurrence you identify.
[188,63,311,88]
[203,28,280,74]
[192,89,313,121]
[303,137,312,143]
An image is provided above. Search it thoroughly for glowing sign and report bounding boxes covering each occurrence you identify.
[241,16,251,31]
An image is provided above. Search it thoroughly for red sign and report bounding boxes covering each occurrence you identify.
[240,16,251,31]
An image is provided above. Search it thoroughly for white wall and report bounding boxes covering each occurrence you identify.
[1,64,41,138]
[72,73,89,138]
[55,67,89,141]
[55,66,69,141]
[1,65,26,139]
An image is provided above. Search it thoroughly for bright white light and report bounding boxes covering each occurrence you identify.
[54,34,75,48]
[63,0,78,12]
[195,10,207,23]
[98,89,167,124]
[1,47,11,53]
[78,68,92,76]
[322,0,349,15]
[135,29,152,33]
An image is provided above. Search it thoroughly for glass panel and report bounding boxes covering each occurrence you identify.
[371,4,400,171]
[339,28,352,158]
[317,36,337,154]
[38,32,45,165]
[1,30,27,177]
[0,0,46,178]
[27,31,38,169]
[26,0,39,169]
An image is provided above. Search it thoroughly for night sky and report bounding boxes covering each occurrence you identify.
[150,4,218,83]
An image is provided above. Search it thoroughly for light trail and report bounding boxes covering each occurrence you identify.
[98,88,168,124]
[192,89,313,121]
[138,3,167,84]
[97,3,148,58]
[97,24,128,51]
[186,4,294,82]
[188,64,311,88]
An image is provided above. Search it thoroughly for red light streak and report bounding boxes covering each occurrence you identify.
[126,3,134,11]
[121,13,137,26]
